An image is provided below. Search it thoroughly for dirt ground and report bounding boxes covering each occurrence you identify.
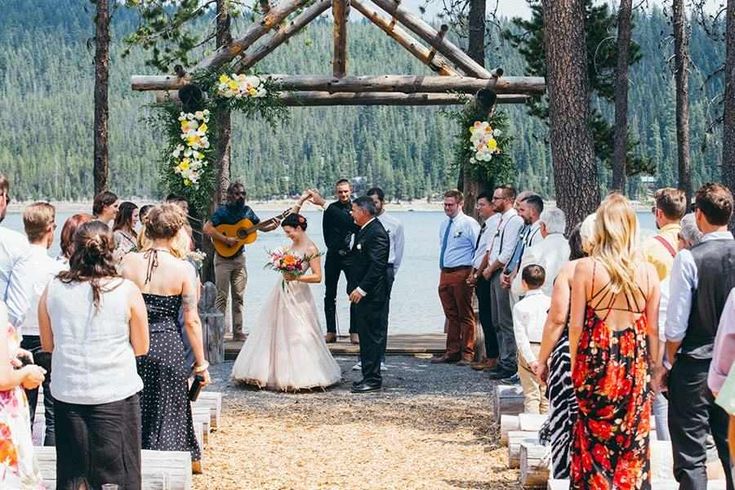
[194,355,521,490]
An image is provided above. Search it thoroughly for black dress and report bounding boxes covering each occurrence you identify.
[137,293,201,461]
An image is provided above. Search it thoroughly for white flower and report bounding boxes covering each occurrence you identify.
[493,129,502,137]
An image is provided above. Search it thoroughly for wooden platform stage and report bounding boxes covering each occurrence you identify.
[224,333,446,360]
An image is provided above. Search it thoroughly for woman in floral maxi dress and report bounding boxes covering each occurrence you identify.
[568,194,661,490]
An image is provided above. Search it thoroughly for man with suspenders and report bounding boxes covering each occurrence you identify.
[643,188,687,281]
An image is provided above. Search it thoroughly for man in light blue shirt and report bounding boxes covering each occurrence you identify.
[432,189,480,364]
[0,174,31,327]
[665,183,735,490]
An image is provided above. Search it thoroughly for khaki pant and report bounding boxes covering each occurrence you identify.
[214,253,247,334]
[518,343,548,414]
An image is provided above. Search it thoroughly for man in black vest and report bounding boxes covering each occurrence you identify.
[318,179,360,343]
[347,196,389,393]
[665,183,735,490]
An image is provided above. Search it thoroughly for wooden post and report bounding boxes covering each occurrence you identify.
[333,0,349,77]
[199,282,225,364]
[366,0,494,78]
[234,0,331,73]
[195,0,310,71]
[351,0,458,76]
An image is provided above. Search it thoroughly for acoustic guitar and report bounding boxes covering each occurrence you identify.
[213,209,292,258]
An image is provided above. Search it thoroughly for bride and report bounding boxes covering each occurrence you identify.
[231,212,342,391]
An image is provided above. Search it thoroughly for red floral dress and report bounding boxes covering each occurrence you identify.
[570,283,652,490]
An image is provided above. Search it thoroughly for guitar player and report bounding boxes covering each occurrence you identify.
[202,182,278,341]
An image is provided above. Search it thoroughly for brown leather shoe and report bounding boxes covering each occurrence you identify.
[232,332,246,341]
[325,332,337,343]
[470,358,499,371]
[430,355,460,364]
[350,333,360,344]
[457,356,475,366]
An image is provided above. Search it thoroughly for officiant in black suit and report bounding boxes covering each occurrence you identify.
[347,196,390,393]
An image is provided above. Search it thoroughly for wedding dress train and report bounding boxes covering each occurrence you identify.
[231,267,342,391]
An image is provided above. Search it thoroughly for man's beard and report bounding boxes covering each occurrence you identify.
[232,198,245,207]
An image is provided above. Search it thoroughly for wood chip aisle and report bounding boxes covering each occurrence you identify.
[195,356,521,489]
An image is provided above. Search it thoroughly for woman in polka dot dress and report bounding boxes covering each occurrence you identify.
[121,204,211,473]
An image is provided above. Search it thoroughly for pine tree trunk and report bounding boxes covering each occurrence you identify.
[542,0,598,230]
[202,0,233,283]
[612,0,631,192]
[673,0,692,207]
[460,0,486,215]
[93,0,110,194]
[722,0,735,229]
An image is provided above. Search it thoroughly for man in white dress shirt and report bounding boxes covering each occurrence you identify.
[0,174,31,327]
[433,189,480,364]
[511,207,570,298]
[501,193,544,302]
[482,185,525,380]
[17,202,64,444]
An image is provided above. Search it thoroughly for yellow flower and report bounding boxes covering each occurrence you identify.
[178,159,191,171]
[184,178,191,187]
[219,74,231,84]
[198,122,208,133]
[186,134,202,147]
[487,138,498,151]
[228,80,239,91]
[248,87,257,96]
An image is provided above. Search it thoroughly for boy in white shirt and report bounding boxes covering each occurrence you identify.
[512,264,551,414]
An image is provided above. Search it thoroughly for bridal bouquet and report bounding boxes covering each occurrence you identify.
[264,247,320,289]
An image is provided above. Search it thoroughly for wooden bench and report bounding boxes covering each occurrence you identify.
[501,413,547,446]
[35,446,193,490]
[191,405,211,447]
[520,440,548,489]
[508,431,539,469]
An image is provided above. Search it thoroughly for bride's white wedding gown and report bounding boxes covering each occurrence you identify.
[230,250,342,391]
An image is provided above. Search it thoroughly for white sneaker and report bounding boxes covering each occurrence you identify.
[351,361,362,371]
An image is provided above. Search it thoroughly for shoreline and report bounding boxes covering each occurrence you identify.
[7,198,654,214]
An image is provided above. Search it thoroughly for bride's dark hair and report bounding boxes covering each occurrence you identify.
[282,213,307,231]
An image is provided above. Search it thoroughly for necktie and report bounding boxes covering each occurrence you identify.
[439,218,453,268]
[475,223,487,251]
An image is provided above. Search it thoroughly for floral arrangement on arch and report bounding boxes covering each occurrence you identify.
[154,69,288,217]
[445,105,514,187]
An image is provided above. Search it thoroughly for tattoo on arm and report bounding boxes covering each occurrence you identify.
[182,292,198,312]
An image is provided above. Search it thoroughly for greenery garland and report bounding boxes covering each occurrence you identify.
[152,70,288,217]
[446,101,515,189]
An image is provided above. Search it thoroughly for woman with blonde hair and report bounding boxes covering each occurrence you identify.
[120,203,209,473]
[568,193,660,489]
[534,213,595,479]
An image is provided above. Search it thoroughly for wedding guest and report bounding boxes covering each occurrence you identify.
[166,194,190,217]
[483,185,524,380]
[513,207,570,297]
[38,221,149,489]
[643,187,686,281]
[501,193,544,300]
[432,189,480,365]
[569,193,660,488]
[319,179,359,343]
[468,192,501,371]
[139,204,154,224]
[666,183,735,489]
[0,173,32,327]
[91,190,119,225]
[512,264,550,414]
[121,204,210,472]
[652,213,702,442]
[0,301,45,488]
[535,217,593,479]
[56,214,94,267]
[16,202,63,444]
[112,201,139,257]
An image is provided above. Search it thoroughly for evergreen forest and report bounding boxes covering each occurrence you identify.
[0,0,727,201]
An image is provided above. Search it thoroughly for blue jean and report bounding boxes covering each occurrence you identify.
[652,392,670,441]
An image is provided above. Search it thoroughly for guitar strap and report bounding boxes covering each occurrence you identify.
[653,235,677,258]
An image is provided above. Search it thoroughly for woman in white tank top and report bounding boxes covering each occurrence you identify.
[38,221,149,490]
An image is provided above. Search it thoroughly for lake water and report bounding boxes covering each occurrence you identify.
[2,210,657,334]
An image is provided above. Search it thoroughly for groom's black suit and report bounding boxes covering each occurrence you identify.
[348,218,390,386]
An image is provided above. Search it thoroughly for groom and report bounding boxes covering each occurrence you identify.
[348,196,390,393]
